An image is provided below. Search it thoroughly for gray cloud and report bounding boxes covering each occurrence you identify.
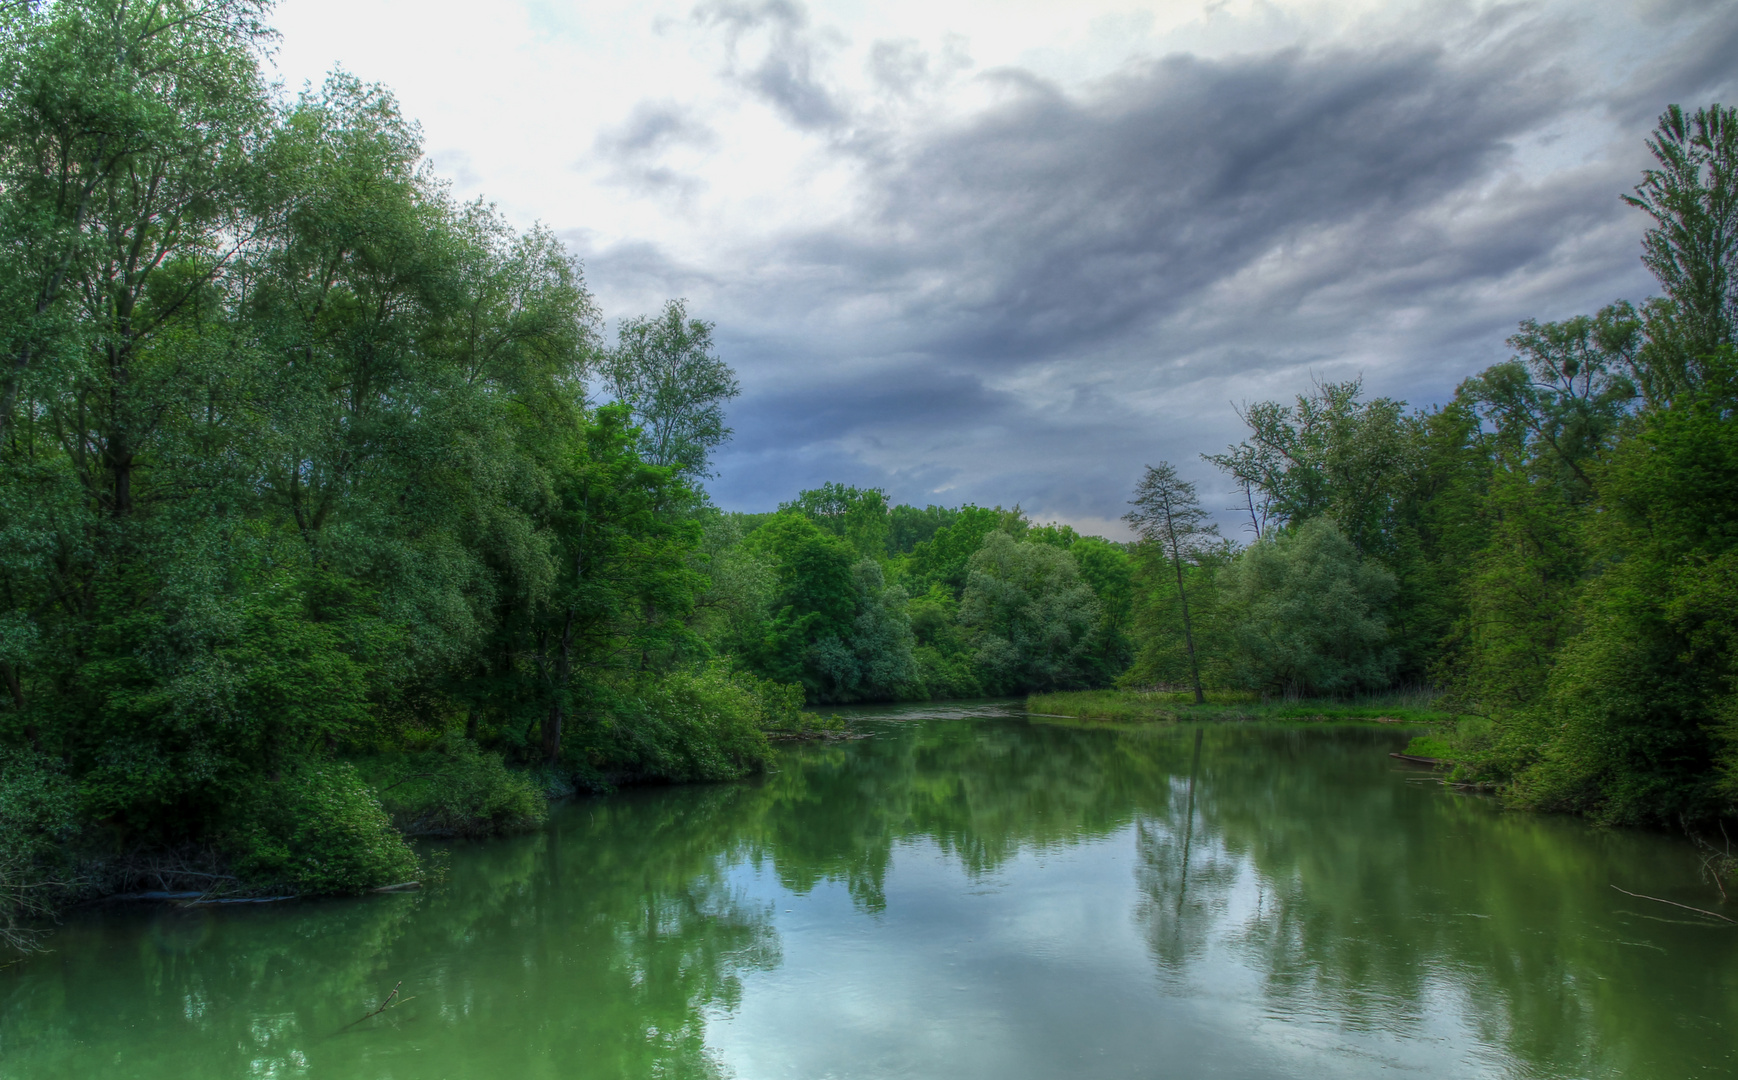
[585,1,1738,529]
[866,35,972,100]
[590,100,718,194]
[694,0,846,130]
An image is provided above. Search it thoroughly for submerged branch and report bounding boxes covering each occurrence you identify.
[338,981,410,1033]
[1610,884,1735,924]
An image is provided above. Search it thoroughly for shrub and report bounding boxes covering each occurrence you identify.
[362,739,547,837]
[0,750,78,954]
[227,761,419,894]
[594,663,782,782]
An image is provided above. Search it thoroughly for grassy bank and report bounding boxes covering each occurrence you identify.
[1026,688,1457,726]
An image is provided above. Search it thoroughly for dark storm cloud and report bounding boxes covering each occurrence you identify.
[601,2,1738,524]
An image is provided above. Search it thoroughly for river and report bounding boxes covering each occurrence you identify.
[2,702,1734,1078]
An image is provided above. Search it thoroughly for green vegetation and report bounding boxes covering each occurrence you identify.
[1,0,1734,947]
[355,739,548,838]
[0,0,799,928]
[1106,105,1738,832]
[1401,735,1453,761]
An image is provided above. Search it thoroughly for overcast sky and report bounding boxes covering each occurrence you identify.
[270,0,1738,536]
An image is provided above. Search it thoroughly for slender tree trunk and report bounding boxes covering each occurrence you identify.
[1,660,23,712]
[1169,533,1205,705]
[541,699,563,764]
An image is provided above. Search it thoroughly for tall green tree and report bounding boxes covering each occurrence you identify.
[1623,104,1738,399]
[603,299,738,480]
[781,482,891,560]
[1125,463,1217,703]
[1205,380,1420,559]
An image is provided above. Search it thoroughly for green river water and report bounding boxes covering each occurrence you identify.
[3,702,1736,1079]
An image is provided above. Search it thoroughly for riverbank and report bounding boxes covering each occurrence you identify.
[1026,688,1456,725]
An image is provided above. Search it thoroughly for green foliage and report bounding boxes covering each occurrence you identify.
[735,514,919,703]
[1216,519,1398,698]
[0,749,77,951]
[900,505,1003,595]
[1121,551,1231,691]
[1491,349,1738,824]
[227,761,419,895]
[1622,104,1738,385]
[780,483,892,560]
[961,531,1101,693]
[887,504,964,554]
[604,299,740,478]
[1205,379,1421,558]
[359,739,547,837]
[1402,735,1452,760]
[589,664,779,782]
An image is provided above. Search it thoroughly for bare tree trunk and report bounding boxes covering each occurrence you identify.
[541,700,563,764]
[1167,525,1206,705]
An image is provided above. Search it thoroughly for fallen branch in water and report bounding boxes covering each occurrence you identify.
[338,981,411,1032]
[1610,885,1736,924]
[370,881,421,893]
[181,894,298,906]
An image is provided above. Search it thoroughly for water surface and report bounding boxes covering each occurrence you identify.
[4,703,1735,1078]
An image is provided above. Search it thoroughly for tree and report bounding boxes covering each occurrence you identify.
[1623,104,1738,400]
[737,513,918,702]
[1124,463,1217,703]
[900,505,1002,596]
[959,532,1100,694]
[602,299,739,479]
[781,482,890,560]
[1204,380,1420,559]
[1217,518,1397,699]
[0,0,274,448]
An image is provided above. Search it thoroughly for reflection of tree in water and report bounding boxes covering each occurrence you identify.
[1134,728,1241,980]
[0,783,782,1079]
[1118,723,1737,1077]
[743,718,1190,911]
[6,720,1734,1078]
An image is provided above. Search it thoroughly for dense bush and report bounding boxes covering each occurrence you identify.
[226,762,420,895]
[0,750,77,951]
[361,739,548,837]
[589,663,788,783]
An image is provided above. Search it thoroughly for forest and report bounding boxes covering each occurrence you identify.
[1,0,1735,951]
